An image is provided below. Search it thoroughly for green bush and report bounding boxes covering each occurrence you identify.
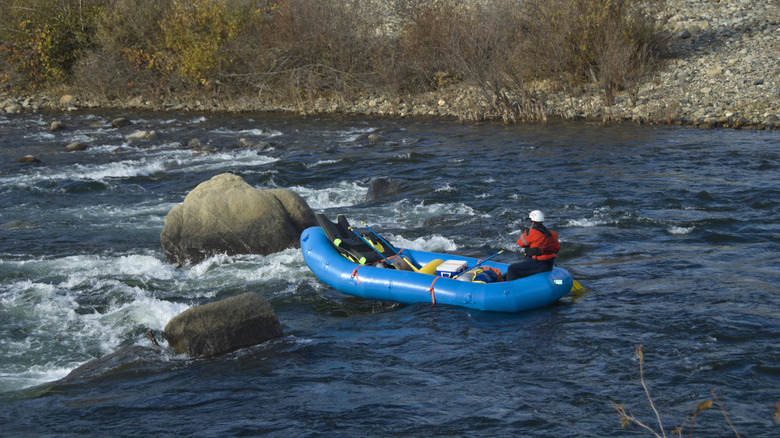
[161,0,245,87]
[0,0,104,89]
[73,0,168,98]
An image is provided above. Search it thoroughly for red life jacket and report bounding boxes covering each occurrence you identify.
[517,225,560,261]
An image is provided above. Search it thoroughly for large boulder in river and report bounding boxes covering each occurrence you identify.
[164,292,283,358]
[160,173,315,265]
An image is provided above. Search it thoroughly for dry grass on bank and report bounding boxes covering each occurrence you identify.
[0,0,669,121]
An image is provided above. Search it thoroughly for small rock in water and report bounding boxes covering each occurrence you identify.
[65,142,88,152]
[17,155,40,163]
[126,130,157,141]
[50,121,67,132]
[111,117,130,128]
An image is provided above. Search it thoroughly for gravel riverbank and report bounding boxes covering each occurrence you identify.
[1,0,777,129]
[601,0,779,129]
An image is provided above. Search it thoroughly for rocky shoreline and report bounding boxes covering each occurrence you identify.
[1,0,778,130]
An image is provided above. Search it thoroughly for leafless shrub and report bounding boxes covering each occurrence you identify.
[4,0,668,120]
[520,0,668,107]
[234,0,388,105]
[612,345,743,437]
[73,0,171,99]
[392,0,549,121]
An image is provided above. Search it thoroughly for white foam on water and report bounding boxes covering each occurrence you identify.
[388,234,459,253]
[76,159,169,180]
[306,159,341,168]
[51,253,178,286]
[89,287,191,343]
[0,246,309,391]
[566,217,611,228]
[1,147,280,191]
[58,201,175,229]
[184,248,305,285]
[0,365,77,392]
[565,207,630,228]
[25,131,56,141]
[668,225,694,235]
[0,157,165,189]
[211,127,283,138]
[347,200,480,232]
[61,133,95,143]
[336,126,379,143]
[292,182,368,210]
[405,200,479,224]
[0,277,190,391]
[168,149,278,174]
[242,128,283,137]
[434,183,456,193]
[154,117,183,125]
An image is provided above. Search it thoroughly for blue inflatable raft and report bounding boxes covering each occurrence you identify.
[300,219,573,313]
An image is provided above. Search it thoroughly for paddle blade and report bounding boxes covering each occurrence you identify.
[571,279,584,292]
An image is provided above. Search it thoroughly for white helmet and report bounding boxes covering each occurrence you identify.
[529,210,545,222]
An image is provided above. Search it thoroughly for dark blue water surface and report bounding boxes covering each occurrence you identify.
[0,111,778,436]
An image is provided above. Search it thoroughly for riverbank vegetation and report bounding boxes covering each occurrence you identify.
[612,345,744,437]
[0,0,669,121]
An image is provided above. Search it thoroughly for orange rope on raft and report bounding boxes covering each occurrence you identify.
[387,254,403,265]
[350,264,368,283]
[427,276,443,304]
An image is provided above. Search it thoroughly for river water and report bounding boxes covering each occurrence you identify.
[0,111,778,436]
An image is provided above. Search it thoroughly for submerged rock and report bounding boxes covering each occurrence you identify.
[160,173,315,265]
[367,133,386,144]
[111,117,130,128]
[50,121,67,132]
[126,130,157,141]
[366,176,412,201]
[17,155,40,163]
[65,142,88,151]
[164,292,283,358]
[57,345,161,384]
